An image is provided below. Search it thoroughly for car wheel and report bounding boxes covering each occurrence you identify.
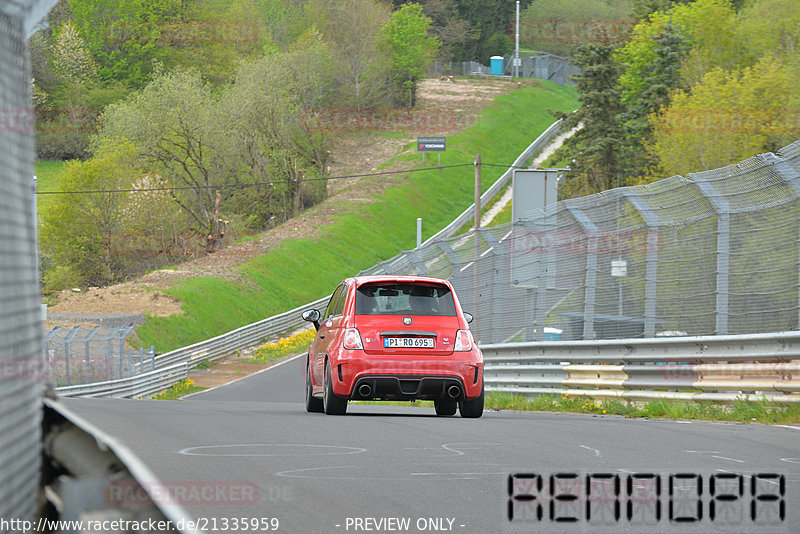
[434,399,457,416]
[305,361,323,413]
[323,360,348,415]
[459,383,484,418]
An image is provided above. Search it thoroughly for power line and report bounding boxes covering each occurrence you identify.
[35,162,476,196]
[36,160,669,196]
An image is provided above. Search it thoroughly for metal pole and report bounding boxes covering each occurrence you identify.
[474,154,481,229]
[416,218,422,248]
[515,1,520,78]
[473,154,482,337]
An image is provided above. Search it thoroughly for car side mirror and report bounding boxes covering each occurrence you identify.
[463,312,473,324]
[302,309,321,330]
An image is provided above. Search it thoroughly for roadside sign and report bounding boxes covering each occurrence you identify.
[417,137,446,151]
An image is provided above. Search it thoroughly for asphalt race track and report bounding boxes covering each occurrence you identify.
[62,354,800,534]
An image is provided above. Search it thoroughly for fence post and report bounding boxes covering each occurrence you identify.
[624,191,660,337]
[63,326,81,386]
[564,202,598,340]
[692,177,731,334]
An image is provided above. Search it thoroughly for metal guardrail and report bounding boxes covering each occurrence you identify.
[54,296,329,398]
[483,331,800,403]
[56,362,188,399]
[421,118,565,246]
[152,296,329,369]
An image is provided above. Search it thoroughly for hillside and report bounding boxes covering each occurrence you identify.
[46,79,578,351]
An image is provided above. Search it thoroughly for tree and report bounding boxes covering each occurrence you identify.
[522,0,632,56]
[217,30,333,227]
[665,0,743,87]
[650,56,796,176]
[616,22,688,175]
[40,139,144,289]
[416,0,476,61]
[737,0,800,62]
[555,38,626,198]
[454,0,532,62]
[380,3,440,109]
[51,20,98,85]
[68,0,265,87]
[98,67,226,249]
[323,0,390,110]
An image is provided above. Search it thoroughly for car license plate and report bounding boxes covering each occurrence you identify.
[384,337,434,348]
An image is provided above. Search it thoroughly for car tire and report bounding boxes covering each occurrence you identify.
[305,361,323,413]
[434,399,457,416]
[323,360,348,415]
[459,383,484,418]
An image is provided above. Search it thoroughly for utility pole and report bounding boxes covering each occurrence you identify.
[514,1,520,78]
[474,154,481,230]
[473,154,481,335]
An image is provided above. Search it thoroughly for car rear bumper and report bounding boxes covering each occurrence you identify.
[331,354,483,400]
[351,375,468,401]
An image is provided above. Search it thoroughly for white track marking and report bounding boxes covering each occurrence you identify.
[177,443,367,457]
[579,445,602,457]
[711,455,745,463]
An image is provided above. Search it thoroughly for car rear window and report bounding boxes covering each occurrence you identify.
[355,283,457,316]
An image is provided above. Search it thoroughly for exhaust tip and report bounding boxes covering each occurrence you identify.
[358,384,372,398]
[447,385,461,399]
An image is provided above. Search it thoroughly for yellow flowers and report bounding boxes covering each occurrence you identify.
[153,378,196,400]
[250,329,316,363]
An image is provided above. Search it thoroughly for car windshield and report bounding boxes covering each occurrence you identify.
[355,283,457,316]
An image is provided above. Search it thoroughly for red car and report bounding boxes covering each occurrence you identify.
[302,275,484,417]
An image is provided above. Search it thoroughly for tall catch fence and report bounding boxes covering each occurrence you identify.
[364,141,800,345]
[0,0,52,525]
[44,324,153,385]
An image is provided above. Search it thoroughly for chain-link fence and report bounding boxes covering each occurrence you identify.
[44,324,156,385]
[362,142,800,344]
[428,52,579,86]
[0,1,47,525]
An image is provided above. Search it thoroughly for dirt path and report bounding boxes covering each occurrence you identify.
[47,78,528,320]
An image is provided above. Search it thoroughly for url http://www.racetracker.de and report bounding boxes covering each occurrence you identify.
[1,516,281,533]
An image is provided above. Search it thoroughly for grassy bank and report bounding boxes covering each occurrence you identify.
[137,81,578,351]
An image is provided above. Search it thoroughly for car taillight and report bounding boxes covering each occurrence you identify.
[343,328,364,350]
[454,329,473,351]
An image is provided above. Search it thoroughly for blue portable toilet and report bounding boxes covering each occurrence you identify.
[490,56,504,76]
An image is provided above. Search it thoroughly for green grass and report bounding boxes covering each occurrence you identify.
[485,392,800,424]
[135,81,578,351]
[35,160,68,213]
